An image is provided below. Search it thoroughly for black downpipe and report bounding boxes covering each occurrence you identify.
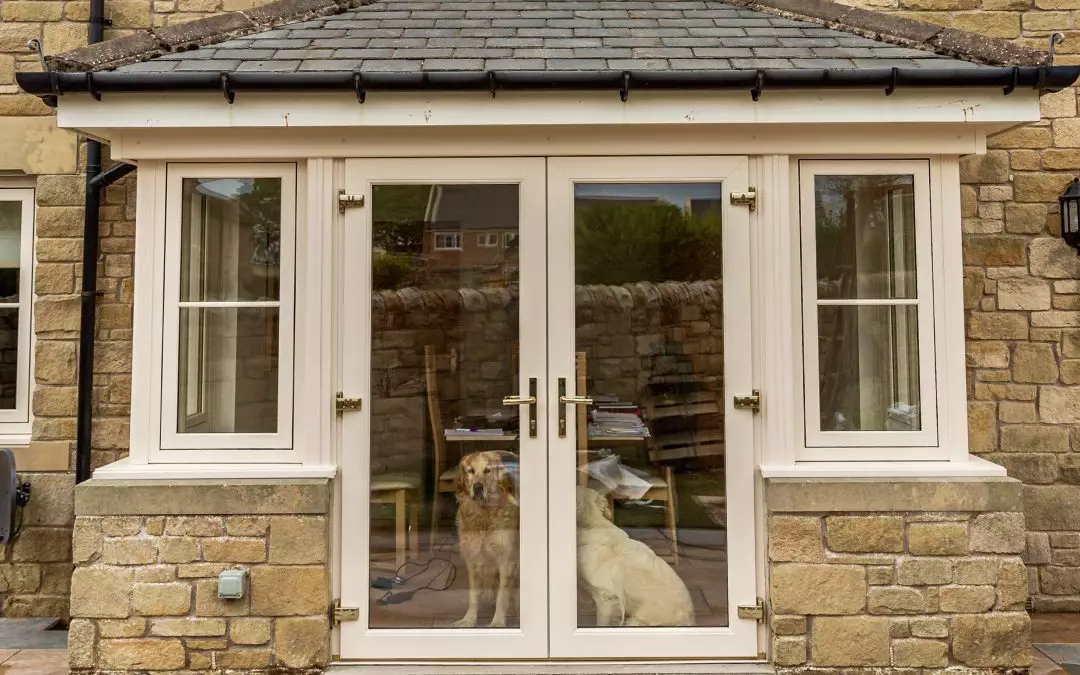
[77,0,135,484]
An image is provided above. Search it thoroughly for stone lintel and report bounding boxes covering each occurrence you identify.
[765,477,1022,513]
[75,478,331,516]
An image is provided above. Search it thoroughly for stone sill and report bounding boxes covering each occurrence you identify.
[92,456,338,480]
[760,455,1006,479]
[75,475,332,516]
[764,473,1022,513]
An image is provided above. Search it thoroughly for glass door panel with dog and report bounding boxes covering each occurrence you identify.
[547,157,759,659]
[339,158,548,659]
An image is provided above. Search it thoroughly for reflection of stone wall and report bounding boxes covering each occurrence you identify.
[0,309,18,410]
[370,280,723,477]
[232,310,279,434]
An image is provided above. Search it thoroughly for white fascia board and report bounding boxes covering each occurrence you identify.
[57,87,1041,131]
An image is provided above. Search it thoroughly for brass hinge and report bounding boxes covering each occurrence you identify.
[338,189,365,214]
[730,187,757,212]
[734,389,761,414]
[335,392,362,415]
[331,599,359,625]
[737,598,766,623]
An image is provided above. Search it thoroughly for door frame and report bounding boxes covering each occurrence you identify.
[546,156,759,659]
[339,157,550,659]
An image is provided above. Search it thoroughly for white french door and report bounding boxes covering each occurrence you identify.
[339,156,758,661]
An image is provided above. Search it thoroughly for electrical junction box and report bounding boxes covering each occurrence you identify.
[218,569,247,600]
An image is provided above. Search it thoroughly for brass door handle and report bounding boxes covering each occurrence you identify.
[557,378,593,438]
[502,378,538,438]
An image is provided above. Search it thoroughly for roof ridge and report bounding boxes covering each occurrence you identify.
[44,0,1051,73]
[725,0,1048,67]
[48,0,369,72]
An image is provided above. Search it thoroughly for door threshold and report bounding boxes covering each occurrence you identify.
[327,661,774,675]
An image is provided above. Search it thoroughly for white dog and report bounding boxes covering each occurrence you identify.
[575,486,695,627]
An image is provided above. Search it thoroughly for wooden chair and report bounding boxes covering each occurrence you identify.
[575,351,680,564]
[370,473,420,569]
[426,345,458,549]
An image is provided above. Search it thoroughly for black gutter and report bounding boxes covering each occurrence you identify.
[77,0,137,484]
[18,65,1080,101]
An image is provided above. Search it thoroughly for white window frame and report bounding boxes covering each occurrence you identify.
[476,232,499,247]
[0,186,34,442]
[433,232,461,250]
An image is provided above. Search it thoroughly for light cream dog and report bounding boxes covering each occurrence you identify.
[453,451,519,628]
[576,486,695,627]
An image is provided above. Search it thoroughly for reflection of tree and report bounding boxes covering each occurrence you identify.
[574,202,722,285]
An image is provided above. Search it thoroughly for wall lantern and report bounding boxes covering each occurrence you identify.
[1060,178,1080,255]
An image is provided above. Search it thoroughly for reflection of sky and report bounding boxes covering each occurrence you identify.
[575,183,723,206]
[193,178,252,200]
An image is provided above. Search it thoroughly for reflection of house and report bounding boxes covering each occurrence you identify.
[420,184,520,271]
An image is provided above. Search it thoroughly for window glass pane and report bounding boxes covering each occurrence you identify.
[180,178,281,302]
[574,183,726,628]
[0,201,22,301]
[818,305,921,432]
[0,309,18,411]
[814,175,916,300]
[177,307,279,434]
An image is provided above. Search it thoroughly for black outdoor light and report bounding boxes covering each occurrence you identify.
[1060,178,1080,255]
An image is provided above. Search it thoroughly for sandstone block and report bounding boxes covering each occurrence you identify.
[952,613,1031,668]
[897,558,950,585]
[230,617,271,645]
[768,516,822,562]
[960,150,1010,183]
[939,585,996,613]
[201,538,266,563]
[1042,86,1078,117]
[135,566,176,584]
[1041,566,1080,595]
[810,616,889,666]
[963,235,1027,266]
[1014,172,1074,201]
[968,401,998,453]
[910,617,949,639]
[67,619,95,670]
[953,558,1000,585]
[1013,343,1059,383]
[971,512,1026,553]
[1002,424,1070,453]
[0,565,41,594]
[37,175,85,207]
[1031,238,1080,279]
[70,567,133,618]
[967,342,1009,369]
[769,564,866,615]
[275,616,331,669]
[825,516,903,553]
[164,516,223,537]
[177,563,231,579]
[988,125,1052,149]
[214,649,273,669]
[867,565,894,585]
[103,538,158,566]
[250,566,329,616]
[132,583,191,616]
[893,638,948,667]
[270,516,328,564]
[771,615,806,635]
[1027,532,1052,565]
[968,312,1028,340]
[101,517,142,537]
[1027,486,1080,531]
[98,618,147,638]
[987,453,1058,484]
[12,527,72,562]
[22,474,74,527]
[1005,202,1048,234]
[997,560,1028,611]
[1040,387,1080,424]
[100,638,186,670]
[773,636,806,666]
[158,537,199,563]
[998,401,1037,424]
[36,341,77,385]
[908,522,968,555]
[868,586,925,614]
[186,638,227,650]
[150,617,226,637]
[225,515,269,536]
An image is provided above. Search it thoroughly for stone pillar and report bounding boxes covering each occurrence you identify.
[68,478,332,674]
[767,477,1029,673]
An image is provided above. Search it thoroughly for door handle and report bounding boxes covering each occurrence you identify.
[502,377,538,438]
[557,377,593,438]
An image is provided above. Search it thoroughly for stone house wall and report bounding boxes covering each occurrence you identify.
[839,0,1080,612]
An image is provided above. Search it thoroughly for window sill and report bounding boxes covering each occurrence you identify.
[93,457,338,480]
[759,455,1006,479]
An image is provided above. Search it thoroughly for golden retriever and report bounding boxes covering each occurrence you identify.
[576,486,695,627]
[453,451,519,628]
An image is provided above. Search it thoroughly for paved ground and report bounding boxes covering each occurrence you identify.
[2,612,1080,673]
[1033,614,1080,675]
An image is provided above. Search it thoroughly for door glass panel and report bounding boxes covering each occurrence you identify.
[368,184,522,629]
[572,183,727,628]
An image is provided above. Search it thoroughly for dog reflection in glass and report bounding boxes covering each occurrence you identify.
[453,451,519,628]
[576,486,695,626]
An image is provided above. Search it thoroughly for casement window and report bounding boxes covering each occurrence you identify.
[158,164,296,453]
[0,187,33,441]
[477,232,499,247]
[798,160,942,457]
[434,232,462,250]
[504,232,518,248]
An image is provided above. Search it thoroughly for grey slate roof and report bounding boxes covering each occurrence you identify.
[112,0,990,74]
